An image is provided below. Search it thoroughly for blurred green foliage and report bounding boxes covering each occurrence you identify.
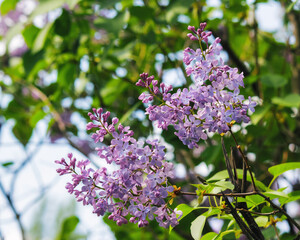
[0,0,300,239]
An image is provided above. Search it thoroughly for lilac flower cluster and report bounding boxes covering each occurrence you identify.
[137,23,256,149]
[56,108,181,228]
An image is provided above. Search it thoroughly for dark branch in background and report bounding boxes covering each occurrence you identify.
[280,0,300,94]
[0,182,26,240]
[229,130,257,191]
[10,141,43,194]
[213,30,250,77]
[252,2,263,99]
[16,81,100,167]
[212,28,259,96]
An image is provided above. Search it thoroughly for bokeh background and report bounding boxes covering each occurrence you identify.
[0,0,300,239]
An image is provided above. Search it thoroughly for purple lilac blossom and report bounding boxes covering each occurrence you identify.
[56,108,181,228]
[136,23,256,149]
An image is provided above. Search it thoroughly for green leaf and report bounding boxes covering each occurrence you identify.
[286,1,297,13]
[0,0,18,15]
[207,169,268,191]
[58,215,79,240]
[245,194,266,208]
[190,215,206,240]
[101,78,128,105]
[57,63,77,88]
[201,232,218,240]
[250,104,271,125]
[22,51,44,75]
[255,216,268,227]
[260,74,288,88]
[32,22,53,53]
[12,120,33,146]
[119,102,142,124]
[207,170,229,182]
[129,6,154,20]
[212,181,234,191]
[22,25,40,49]
[170,203,197,233]
[268,162,300,187]
[279,190,300,205]
[272,94,300,108]
[264,190,289,201]
[175,204,195,221]
[54,9,71,37]
[99,0,120,8]
[2,161,14,168]
[30,109,47,127]
[202,207,222,218]
[262,224,276,239]
[217,230,236,239]
[281,233,297,240]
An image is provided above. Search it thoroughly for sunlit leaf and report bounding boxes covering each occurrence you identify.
[264,190,289,201]
[190,215,206,240]
[255,216,268,227]
[207,170,229,182]
[272,94,300,108]
[22,25,40,49]
[32,22,54,53]
[268,162,300,187]
[250,104,271,125]
[279,190,300,205]
[200,232,218,240]
[175,204,195,221]
[0,0,18,15]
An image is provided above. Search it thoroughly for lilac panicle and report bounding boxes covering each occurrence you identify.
[56,108,180,228]
[136,22,256,149]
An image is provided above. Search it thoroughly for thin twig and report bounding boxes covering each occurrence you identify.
[0,182,26,240]
[237,208,279,216]
[179,191,257,197]
[229,130,257,191]
[257,192,300,231]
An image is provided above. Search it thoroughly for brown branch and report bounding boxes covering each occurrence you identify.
[229,130,257,191]
[222,192,258,240]
[252,2,263,99]
[257,192,300,231]
[179,191,257,197]
[237,208,279,216]
[0,182,26,240]
[281,0,300,94]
